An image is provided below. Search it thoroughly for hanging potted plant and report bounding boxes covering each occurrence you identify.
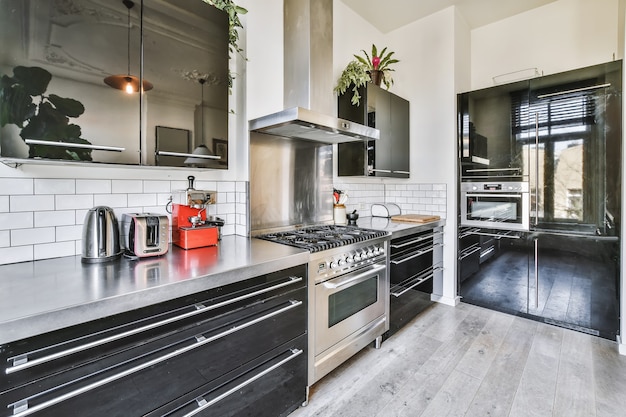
[334,44,399,105]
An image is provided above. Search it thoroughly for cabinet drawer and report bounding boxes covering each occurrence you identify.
[0,266,307,417]
[150,334,308,417]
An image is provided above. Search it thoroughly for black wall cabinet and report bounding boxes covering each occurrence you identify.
[337,84,410,178]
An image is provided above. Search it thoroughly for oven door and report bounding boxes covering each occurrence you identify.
[461,190,529,231]
[315,263,387,355]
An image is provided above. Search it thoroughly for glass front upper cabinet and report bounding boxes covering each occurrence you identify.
[0,0,229,169]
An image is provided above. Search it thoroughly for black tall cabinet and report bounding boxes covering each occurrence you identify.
[458,60,622,340]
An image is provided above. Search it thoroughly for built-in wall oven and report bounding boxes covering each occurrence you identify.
[461,181,530,231]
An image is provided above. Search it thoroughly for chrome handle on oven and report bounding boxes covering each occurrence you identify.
[182,348,303,417]
[6,276,304,375]
[466,168,520,173]
[9,300,303,417]
[391,266,443,297]
[390,243,443,265]
[464,193,523,198]
[322,264,386,289]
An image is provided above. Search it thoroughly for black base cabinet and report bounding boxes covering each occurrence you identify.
[384,226,443,340]
[0,265,307,417]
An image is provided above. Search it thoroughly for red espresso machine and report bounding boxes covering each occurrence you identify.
[170,176,219,249]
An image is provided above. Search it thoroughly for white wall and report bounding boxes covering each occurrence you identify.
[471,0,620,90]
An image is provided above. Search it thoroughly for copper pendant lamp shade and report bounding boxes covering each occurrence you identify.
[104,74,153,93]
[104,0,152,93]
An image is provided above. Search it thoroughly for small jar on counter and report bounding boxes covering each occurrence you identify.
[333,204,347,225]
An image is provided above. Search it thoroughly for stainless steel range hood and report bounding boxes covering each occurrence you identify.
[248,0,379,144]
[249,107,379,143]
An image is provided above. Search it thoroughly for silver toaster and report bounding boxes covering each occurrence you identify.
[122,213,169,258]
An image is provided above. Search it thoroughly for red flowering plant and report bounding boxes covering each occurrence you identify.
[354,44,399,89]
[335,44,399,105]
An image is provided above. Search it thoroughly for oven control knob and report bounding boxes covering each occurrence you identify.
[366,249,374,258]
[329,261,338,269]
[338,258,346,267]
[346,255,354,263]
[354,253,362,261]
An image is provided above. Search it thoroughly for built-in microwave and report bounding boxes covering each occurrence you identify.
[461,181,530,231]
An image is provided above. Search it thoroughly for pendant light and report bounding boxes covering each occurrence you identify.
[185,79,219,166]
[104,0,153,94]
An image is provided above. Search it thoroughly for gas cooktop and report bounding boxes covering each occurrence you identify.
[256,225,389,253]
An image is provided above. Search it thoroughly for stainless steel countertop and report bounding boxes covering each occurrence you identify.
[0,236,309,344]
[357,216,446,239]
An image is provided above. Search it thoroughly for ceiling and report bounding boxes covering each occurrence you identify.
[340,0,558,33]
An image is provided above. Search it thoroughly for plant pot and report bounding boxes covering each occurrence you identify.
[368,70,383,86]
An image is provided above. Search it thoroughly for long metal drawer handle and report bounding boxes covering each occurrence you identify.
[370,169,392,173]
[459,246,481,260]
[391,267,443,297]
[390,231,443,248]
[6,276,303,375]
[9,300,303,417]
[322,264,386,289]
[183,348,304,417]
[390,243,443,265]
[470,231,521,239]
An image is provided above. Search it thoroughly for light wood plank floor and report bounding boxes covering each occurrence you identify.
[288,302,626,417]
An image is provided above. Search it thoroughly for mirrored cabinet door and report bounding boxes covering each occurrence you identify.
[0,0,229,168]
[0,0,142,164]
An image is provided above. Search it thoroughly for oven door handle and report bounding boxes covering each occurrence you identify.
[321,264,386,289]
[464,193,523,198]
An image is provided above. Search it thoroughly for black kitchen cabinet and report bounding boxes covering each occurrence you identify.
[337,83,410,178]
[0,265,307,417]
[458,60,622,340]
[384,225,443,340]
[460,229,620,339]
[0,0,229,168]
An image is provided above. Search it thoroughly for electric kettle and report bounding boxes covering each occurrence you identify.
[81,206,123,263]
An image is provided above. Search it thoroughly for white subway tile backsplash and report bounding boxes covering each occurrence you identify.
[94,194,127,208]
[143,180,171,193]
[11,227,55,246]
[0,245,33,264]
[217,182,236,192]
[0,178,33,195]
[0,231,9,247]
[128,193,157,208]
[0,212,33,230]
[35,210,76,227]
[34,241,76,260]
[56,194,94,210]
[56,225,83,241]
[35,179,75,195]
[0,176,247,265]
[76,179,111,194]
[112,180,142,194]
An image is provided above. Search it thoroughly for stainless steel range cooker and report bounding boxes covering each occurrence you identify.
[257,225,390,386]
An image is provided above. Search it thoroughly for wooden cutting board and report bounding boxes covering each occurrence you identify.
[391,214,441,223]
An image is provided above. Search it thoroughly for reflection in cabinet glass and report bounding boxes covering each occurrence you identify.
[337,84,410,178]
[0,0,229,169]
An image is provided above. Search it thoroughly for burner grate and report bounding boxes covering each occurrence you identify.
[256,225,388,252]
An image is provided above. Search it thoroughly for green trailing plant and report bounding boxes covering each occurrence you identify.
[0,66,91,161]
[336,44,399,105]
[202,0,248,91]
[334,60,371,105]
